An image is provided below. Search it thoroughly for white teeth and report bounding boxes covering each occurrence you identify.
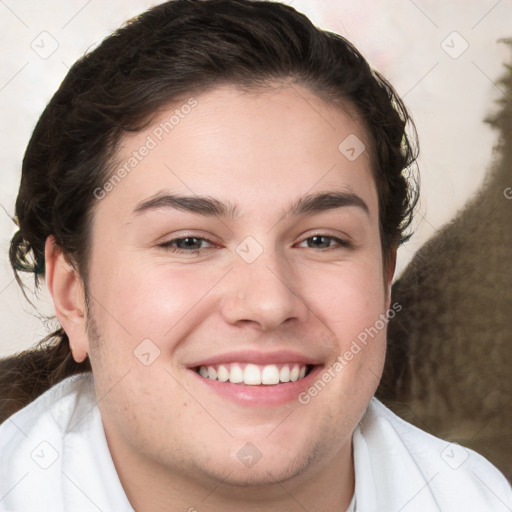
[197,363,309,385]
[244,364,261,385]
[261,364,280,385]
[290,364,300,382]
[229,363,244,383]
[279,365,290,382]
[217,364,229,382]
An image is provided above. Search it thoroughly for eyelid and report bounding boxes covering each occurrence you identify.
[296,228,352,244]
[156,230,218,244]
[157,232,220,253]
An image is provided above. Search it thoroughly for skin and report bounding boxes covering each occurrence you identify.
[46,83,395,511]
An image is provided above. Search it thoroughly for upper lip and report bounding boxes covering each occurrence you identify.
[186,349,323,368]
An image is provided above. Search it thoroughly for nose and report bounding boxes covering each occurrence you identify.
[218,250,308,331]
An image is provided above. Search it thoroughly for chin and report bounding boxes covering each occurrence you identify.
[207,449,314,489]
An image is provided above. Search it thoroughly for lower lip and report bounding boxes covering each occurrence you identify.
[189,365,324,407]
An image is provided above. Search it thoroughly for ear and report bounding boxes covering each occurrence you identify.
[45,235,89,363]
[384,249,397,308]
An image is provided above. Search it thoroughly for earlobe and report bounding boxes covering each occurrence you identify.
[44,236,89,363]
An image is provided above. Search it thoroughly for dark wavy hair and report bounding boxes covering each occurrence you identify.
[1,0,418,421]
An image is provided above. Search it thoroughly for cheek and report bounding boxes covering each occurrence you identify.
[88,252,220,355]
[299,252,388,399]
[302,257,388,338]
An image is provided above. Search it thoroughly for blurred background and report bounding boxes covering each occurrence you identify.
[0,0,511,355]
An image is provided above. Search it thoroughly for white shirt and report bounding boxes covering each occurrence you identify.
[0,373,510,511]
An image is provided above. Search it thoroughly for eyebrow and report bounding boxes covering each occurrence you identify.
[131,190,369,220]
[285,191,369,218]
[132,193,239,219]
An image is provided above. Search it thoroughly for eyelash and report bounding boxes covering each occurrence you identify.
[158,237,216,253]
[158,234,351,254]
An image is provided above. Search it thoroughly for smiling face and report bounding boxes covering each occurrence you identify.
[69,83,393,501]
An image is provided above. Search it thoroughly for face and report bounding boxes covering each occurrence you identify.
[80,84,392,491]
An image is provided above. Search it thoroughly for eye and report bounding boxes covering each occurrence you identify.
[158,236,215,253]
[297,235,350,250]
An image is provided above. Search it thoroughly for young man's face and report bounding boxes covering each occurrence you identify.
[80,84,392,491]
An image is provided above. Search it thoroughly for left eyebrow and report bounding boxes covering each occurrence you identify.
[284,191,370,218]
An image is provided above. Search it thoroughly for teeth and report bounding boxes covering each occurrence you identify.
[197,363,309,385]
[244,364,261,385]
[279,365,290,382]
[229,363,244,383]
[217,365,229,382]
[261,364,280,385]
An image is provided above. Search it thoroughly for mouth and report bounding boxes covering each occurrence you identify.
[187,351,323,407]
[194,362,313,385]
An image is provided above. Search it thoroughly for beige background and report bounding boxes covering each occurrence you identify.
[1,0,511,356]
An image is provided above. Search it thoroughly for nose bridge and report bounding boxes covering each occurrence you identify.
[219,241,306,330]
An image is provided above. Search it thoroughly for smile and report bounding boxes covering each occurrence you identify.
[188,350,323,406]
[196,363,311,385]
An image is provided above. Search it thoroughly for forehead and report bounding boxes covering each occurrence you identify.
[95,84,377,223]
